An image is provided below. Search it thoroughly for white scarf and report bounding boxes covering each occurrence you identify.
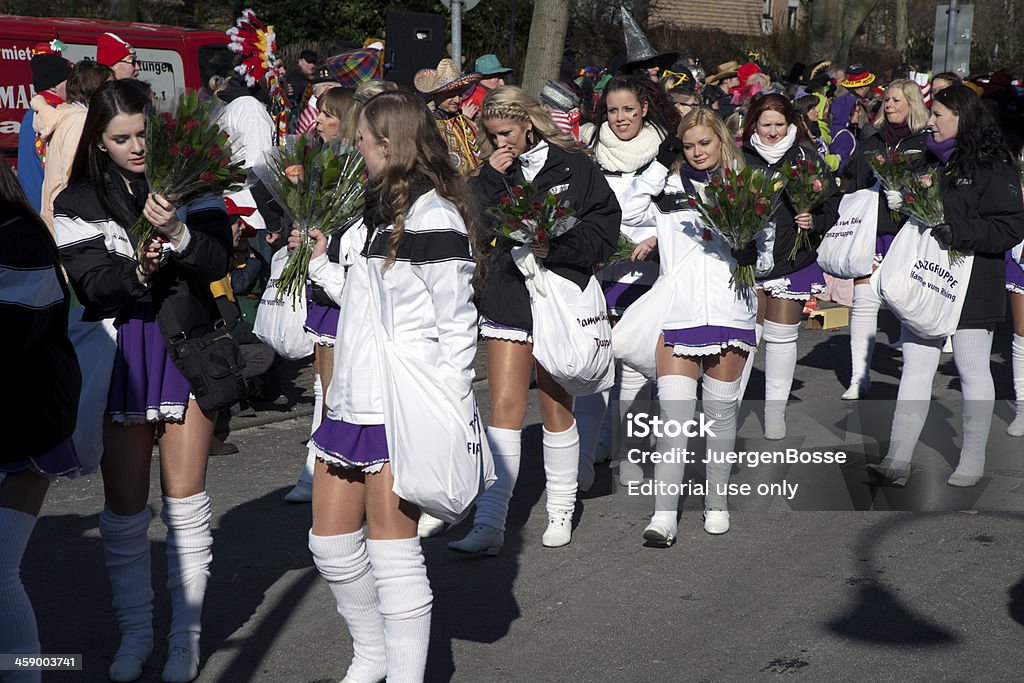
[518,139,550,183]
[593,122,663,173]
[750,124,797,165]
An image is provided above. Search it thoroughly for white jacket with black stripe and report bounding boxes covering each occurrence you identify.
[308,189,478,425]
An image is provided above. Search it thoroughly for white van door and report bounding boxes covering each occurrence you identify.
[61,44,186,104]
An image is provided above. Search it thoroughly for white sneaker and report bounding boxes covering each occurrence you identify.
[703,510,730,535]
[841,380,870,401]
[642,518,677,547]
[764,412,786,440]
[417,513,447,538]
[161,646,198,683]
[109,653,146,682]
[283,479,313,503]
[447,524,503,556]
[1007,408,1024,437]
[541,510,573,548]
[618,459,644,486]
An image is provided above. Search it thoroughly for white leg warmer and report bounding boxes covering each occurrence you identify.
[885,327,942,469]
[702,376,742,511]
[848,284,880,390]
[0,508,40,683]
[309,530,387,683]
[161,492,212,656]
[543,422,580,516]
[99,506,154,663]
[651,375,698,524]
[1008,334,1024,436]
[762,320,801,439]
[472,427,521,532]
[951,329,995,478]
[366,537,432,683]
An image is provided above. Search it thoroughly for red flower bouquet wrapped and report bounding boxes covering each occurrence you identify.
[779,157,832,261]
[490,181,576,244]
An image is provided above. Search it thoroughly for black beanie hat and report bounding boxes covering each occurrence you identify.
[31,54,72,92]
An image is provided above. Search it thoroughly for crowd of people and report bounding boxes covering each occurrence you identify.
[2,14,1024,683]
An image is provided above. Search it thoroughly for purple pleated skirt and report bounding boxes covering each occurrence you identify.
[758,262,827,301]
[663,325,757,357]
[602,280,653,317]
[479,316,533,343]
[1006,251,1024,295]
[875,233,896,263]
[310,416,390,473]
[304,297,340,346]
[0,437,81,479]
[107,302,190,424]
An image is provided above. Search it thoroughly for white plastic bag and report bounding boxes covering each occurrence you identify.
[254,248,314,360]
[66,307,117,475]
[871,218,974,339]
[512,247,614,396]
[378,345,495,523]
[611,250,696,381]
[816,186,879,279]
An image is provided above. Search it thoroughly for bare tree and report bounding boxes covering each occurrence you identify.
[895,0,908,59]
[108,0,139,22]
[521,0,571,97]
[804,0,883,65]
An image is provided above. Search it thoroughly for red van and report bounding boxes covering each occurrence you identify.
[0,14,232,161]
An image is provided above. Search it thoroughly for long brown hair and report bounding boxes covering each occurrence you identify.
[359,89,478,272]
[742,93,808,145]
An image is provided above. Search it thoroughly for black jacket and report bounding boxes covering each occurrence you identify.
[742,141,841,279]
[938,159,1024,328]
[472,144,621,330]
[55,182,233,339]
[843,129,929,236]
[0,212,81,462]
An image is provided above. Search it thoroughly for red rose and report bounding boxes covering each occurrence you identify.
[170,143,180,157]
[160,112,173,125]
[533,202,542,211]
[184,120,199,132]
[754,203,767,216]
[200,171,216,183]
[904,194,914,204]
[511,186,523,198]
[208,145,223,160]
[166,118,178,130]
[711,206,721,215]
[499,196,511,206]
[687,197,698,209]
[509,219,521,229]
[555,207,567,218]
[537,229,546,240]
[181,145,195,158]
[728,192,736,201]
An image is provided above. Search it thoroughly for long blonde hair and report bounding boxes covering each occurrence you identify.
[341,80,397,146]
[477,85,588,159]
[359,89,478,272]
[673,108,745,174]
[873,78,929,132]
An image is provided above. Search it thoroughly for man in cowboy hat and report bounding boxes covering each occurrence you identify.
[703,60,741,118]
[415,57,482,174]
[462,54,513,119]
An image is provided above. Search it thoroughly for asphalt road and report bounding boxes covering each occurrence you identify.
[26,308,1024,682]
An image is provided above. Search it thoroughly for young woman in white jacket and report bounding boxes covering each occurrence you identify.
[576,75,667,490]
[620,108,773,545]
[296,89,479,683]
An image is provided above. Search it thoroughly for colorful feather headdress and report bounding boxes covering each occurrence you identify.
[227,9,286,104]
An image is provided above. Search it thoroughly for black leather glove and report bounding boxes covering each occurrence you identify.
[731,242,758,267]
[657,135,684,167]
[930,222,953,249]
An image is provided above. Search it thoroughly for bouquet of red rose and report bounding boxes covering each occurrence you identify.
[490,181,577,244]
[779,157,832,261]
[130,90,247,250]
[897,171,966,266]
[252,134,365,305]
[867,149,920,220]
[686,166,785,291]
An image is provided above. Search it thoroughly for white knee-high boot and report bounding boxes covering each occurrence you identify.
[702,375,742,511]
[1008,334,1024,436]
[100,506,154,682]
[366,537,432,683]
[448,427,520,555]
[845,284,880,399]
[617,363,651,485]
[762,321,801,440]
[646,375,698,544]
[881,328,942,475]
[541,422,580,547]
[949,329,995,486]
[161,492,212,682]
[0,508,40,683]
[309,530,387,683]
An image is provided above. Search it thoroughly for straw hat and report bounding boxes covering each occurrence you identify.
[414,58,481,95]
[705,61,741,86]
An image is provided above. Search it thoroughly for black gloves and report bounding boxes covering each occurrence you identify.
[657,135,684,167]
[731,243,758,267]
[931,222,954,249]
